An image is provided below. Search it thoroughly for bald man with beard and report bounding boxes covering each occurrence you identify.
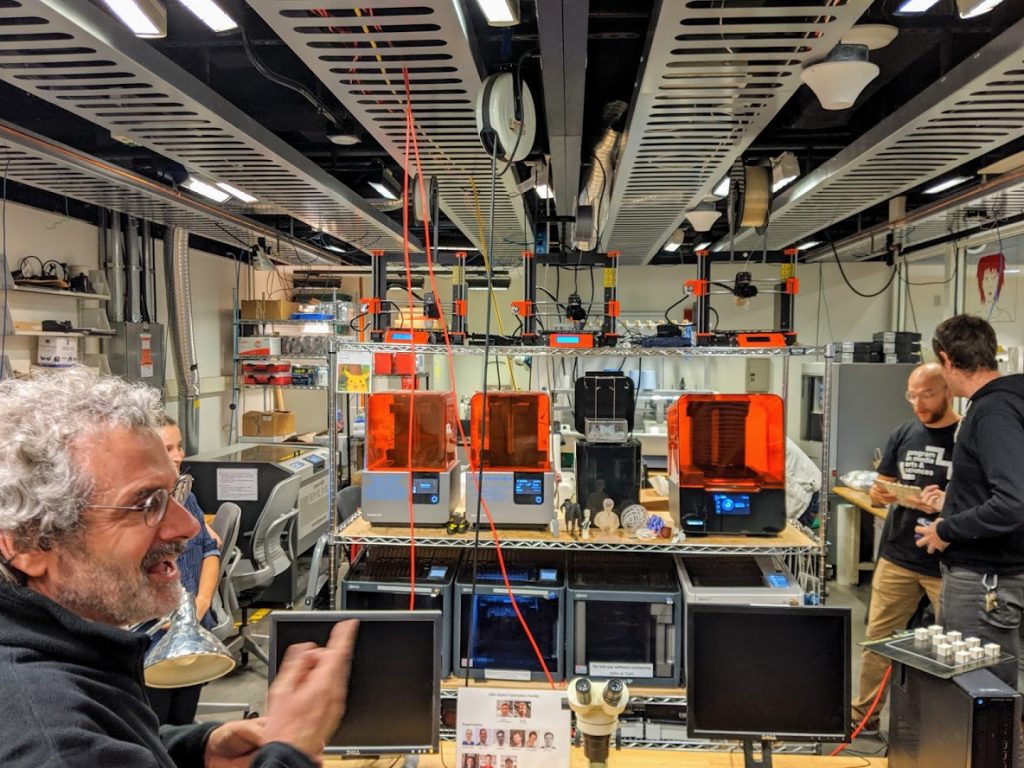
[850,363,959,735]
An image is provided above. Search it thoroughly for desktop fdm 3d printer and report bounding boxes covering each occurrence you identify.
[574,372,642,514]
[361,391,462,526]
[465,391,554,528]
[667,394,786,536]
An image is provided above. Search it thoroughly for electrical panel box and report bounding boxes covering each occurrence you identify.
[106,321,164,392]
[745,358,771,393]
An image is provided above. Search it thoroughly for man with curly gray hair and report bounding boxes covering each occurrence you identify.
[0,366,357,768]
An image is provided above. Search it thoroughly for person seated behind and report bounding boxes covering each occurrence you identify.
[0,366,357,767]
[143,415,222,726]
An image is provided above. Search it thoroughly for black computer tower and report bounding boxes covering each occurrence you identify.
[889,663,1020,768]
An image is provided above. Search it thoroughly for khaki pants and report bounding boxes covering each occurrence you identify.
[851,557,942,724]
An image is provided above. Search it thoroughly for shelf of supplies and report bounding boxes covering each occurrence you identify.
[439,678,686,705]
[8,329,87,338]
[236,318,350,326]
[335,514,817,554]
[242,384,328,391]
[8,285,110,300]
[329,341,820,358]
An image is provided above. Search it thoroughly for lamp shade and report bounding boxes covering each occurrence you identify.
[801,44,879,111]
[684,203,722,233]
[144,588,235,688]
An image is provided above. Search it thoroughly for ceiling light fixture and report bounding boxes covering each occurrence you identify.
[467,273,512,291]
[183,175,230,203]
[474,0,519,26]
[663,229,685,252]
[896,0,941,11]
[176,0,237,32]
[801,44,879,111]
[712,177,730,198]
[842,24,899,49]
[694,241,711,251]
[771,151,801,193]
[796,240,822,251]
[327,131,360,147]
[369,168,401,201]
[100,0,166,37]
[956,0,1005,17]
[684,201,722,233]
[924,176,971,194]
[215,182,257,204]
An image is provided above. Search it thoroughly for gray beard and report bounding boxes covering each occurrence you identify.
[53,541,184,626]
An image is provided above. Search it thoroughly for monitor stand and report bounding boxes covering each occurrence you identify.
[742,739,773,768]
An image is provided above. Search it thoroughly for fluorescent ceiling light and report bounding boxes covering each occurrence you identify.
[694,241,711,251]
[796,241,822,251]
[924,176,971,194]
[535,183,554,200]
[369,181,399,201]
[771,151,801,193]
[474,0,519,26]
[1005,269,1020,274]
[324,244,346,254]
[436,246,481,252]
[100,0,166,37]
[957,0,1004,17]
[177,0,237,32]
[215,182,257,204]
[183,176,230,203]
[896,0,940,11]
[712,177,730,198]
[467,274,511,291]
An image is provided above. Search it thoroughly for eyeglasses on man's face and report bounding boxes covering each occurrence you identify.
[85,474,193,527]
[905,388,946,403]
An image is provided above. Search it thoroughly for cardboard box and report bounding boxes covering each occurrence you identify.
[238,336,282,357]
[242,410,296,437]
[240,300,297,321]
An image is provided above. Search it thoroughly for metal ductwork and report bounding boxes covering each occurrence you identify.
[105,211,125,323]
[125,217,141,324]
[575,101,628,252]
[163,226,200,456]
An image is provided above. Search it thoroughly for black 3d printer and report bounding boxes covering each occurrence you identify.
[573,371,642,515]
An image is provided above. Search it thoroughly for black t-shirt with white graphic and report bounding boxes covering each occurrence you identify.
[877,419,957,577]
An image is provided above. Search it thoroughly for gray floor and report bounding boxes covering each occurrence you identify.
[197,580,888,754]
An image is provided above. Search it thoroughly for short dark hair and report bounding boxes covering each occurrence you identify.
[932,314,998,372]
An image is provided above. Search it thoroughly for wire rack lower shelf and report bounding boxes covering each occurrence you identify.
[439,677,686,705]
[335,514,818,555]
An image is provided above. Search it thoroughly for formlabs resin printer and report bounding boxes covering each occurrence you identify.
[667,394,787,536]
[465,391,554,527]
[361,391,462,526]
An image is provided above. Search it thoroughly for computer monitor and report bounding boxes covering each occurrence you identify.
[269,610,441,756]
[686,603,850,767]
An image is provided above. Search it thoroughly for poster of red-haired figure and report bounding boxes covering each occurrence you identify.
[969,252,1014,323]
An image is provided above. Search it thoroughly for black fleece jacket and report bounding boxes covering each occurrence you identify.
[938,374,1024,573]
[0,582,314,768]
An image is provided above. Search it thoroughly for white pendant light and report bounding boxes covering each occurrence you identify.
[684,202,722,233]
[801,44,879,111]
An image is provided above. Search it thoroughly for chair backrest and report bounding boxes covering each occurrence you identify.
[337,484,361,521]
[232,474,301,595]
[208,503,241,640]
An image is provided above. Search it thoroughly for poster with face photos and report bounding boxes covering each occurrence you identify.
[457,688,570,768]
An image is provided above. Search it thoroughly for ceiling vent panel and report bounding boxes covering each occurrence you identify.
[0,0,411,255]
[247,0,531,264]
[730,18,1024,253]
[0,121,340,265]
[601,0,871,264]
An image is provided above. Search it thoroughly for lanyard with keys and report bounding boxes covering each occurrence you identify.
[983,573,998,613]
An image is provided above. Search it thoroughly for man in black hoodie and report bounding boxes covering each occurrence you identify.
[0,366,357,767]
[916,314,1024,687]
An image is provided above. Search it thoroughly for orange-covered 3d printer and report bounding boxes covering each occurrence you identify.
[667,394,786,536]
[361,391,461,526]
[465,391,554,528]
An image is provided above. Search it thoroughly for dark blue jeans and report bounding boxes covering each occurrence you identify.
[941,563,1024,688]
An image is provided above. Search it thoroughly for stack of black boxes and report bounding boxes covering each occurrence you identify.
[835,332,922,364]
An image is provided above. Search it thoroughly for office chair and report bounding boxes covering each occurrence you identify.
[302,484,362,608]
[225,475,301,668]
[195,502,254,719]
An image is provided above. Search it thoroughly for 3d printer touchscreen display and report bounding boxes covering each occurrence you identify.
[413,478,439,495]
[513,473,545,504]
[711,493,751,516]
